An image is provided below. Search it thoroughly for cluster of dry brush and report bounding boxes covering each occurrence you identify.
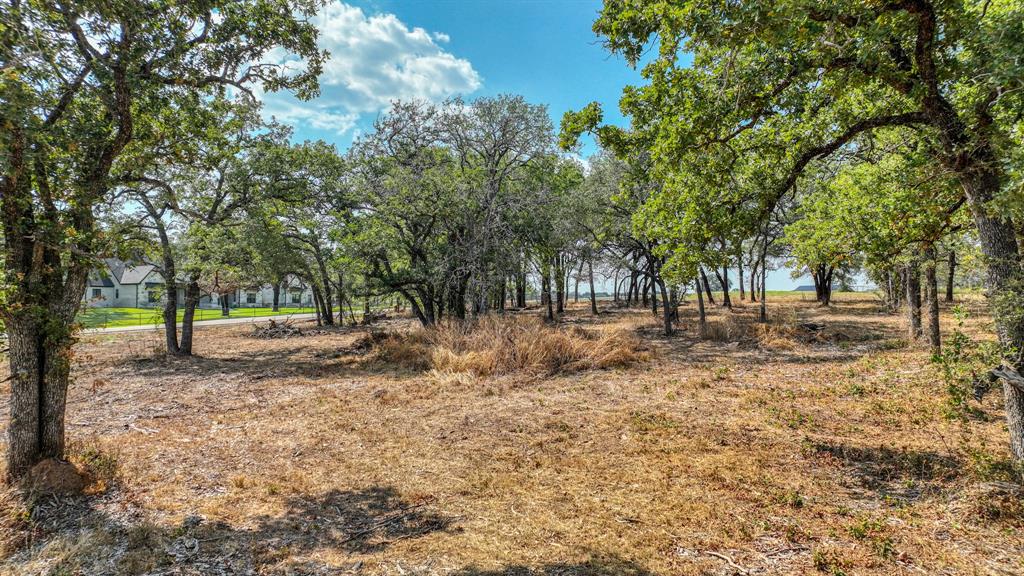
[360,316,651,377]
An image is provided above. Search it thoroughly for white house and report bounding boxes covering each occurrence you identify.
[84,259,165,308]
[83,259,315,309]
[234,275,316,308]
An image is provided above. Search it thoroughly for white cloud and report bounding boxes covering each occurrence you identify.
[268,100,359,134]
[258,2,480,135]
[562,152,592,175]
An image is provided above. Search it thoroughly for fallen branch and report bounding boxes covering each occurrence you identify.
[361,311,388,325]
[763,545,809,557]
[703,550,751,574]
[252,318,303,339]
[343,504,426,537]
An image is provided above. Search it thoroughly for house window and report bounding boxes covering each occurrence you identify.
[291,291,301,304]
[92,288,102,299]
[148,290,160,303]
[246,291,257,304]
[115,289,119,299]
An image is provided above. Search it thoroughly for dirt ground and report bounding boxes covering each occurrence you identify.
[1,294,1022,575]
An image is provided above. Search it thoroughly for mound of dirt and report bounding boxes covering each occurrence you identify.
[26,459,88,495]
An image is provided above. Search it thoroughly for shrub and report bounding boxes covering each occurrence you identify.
[932,306,1002,420]
[68,438,121,495]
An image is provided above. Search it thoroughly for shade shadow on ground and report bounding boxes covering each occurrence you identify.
[452,556,654,576]
[6,485,455,574]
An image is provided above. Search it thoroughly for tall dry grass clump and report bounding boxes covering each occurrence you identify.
[368,315,650,377]
[705,313,743,342]
[700,305,803,350]
[0,486,30,558]
[755,306,802,351]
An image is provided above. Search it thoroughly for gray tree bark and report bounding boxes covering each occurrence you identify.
[695,278,707,338]
[905,260,922,341]
[699,267,716,306]
[925,246,941,354]
[179,279,201,355]
[945,250,956,303]
[588,259,599,315]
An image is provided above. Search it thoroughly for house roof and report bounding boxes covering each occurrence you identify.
[103,258,158,285]
[795,283,841,292]
[87,275,114,287]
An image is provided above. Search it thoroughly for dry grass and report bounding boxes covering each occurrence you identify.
[368,315,651,377]
[0,294,1021,575]
[0,487,29,558]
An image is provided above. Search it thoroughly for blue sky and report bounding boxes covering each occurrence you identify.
[345,0,643,157]
[264,1,811,289]
[269,0,640,157]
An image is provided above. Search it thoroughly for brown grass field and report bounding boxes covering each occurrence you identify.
[1,293,1022,575]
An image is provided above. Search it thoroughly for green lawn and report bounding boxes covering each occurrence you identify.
[77,306,316,329]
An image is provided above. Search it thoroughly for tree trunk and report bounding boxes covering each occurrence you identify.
[160,271,180,355]
[179,279,201,355]
[958,161,1024,460]
[138,195,182,354]
[400,288,429,326]
[917,84,1024,455]
[905,260,922,340]
[542,266,554,321]
[613,269,620,303]
[812,267,823,302]
[453,275,468,320]
[342,272,350,325]
[574,260,583,303]
[945,250,956,303]
[4,262,88,481]
[650,273,659,315]
[6,320,73,480]
[749,258,759,303]
[588,258,599,315]
[812,264,834,306]
[884,270,896,312]
[716,266,732,308]
[738,256,745,301]
[699,267,716,306]
[657,277,673,336]
[347,299,358,325]
[760,256,768,323]
[314,259,334,326]
[311,284,324,326]
[823,267,834,306]
[515,272,526,308]
[555,255,565,314]
[695,279,707,339]
[924,245,941,354]
[220,291,230,316]
[272,282,281,312]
